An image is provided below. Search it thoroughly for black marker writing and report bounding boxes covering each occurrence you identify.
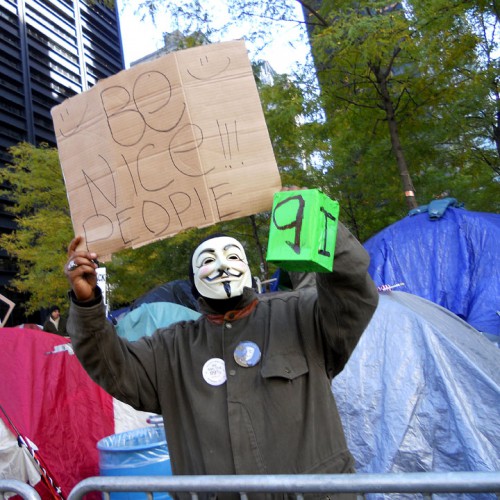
[272,195,305,255]
[318,206,337,257]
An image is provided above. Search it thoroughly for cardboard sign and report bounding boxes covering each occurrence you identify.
[0,293,15,327]
[51,40,281,260]
[266,189,339,272]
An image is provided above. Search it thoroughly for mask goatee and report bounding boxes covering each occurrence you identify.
[223,282,231,298]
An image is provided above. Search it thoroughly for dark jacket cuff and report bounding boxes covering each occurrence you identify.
[68,287,102,307]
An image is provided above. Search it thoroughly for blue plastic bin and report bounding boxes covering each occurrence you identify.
[97,426,172,500]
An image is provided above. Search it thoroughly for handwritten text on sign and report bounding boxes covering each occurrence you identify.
[51,40,281,260]
[266,189,340,272]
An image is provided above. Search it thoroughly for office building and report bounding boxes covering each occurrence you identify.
[0,0,124,324]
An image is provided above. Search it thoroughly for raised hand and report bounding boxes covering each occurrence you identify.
[65,236,99,302]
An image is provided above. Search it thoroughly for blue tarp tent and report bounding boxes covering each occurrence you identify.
[364,205,500,336]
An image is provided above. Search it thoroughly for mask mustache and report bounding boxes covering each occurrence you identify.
[205,269,242,282]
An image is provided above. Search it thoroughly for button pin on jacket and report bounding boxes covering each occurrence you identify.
[234,341,261,367]
[202,358,227,386]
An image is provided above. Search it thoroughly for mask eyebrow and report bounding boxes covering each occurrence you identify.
[193,248,216,267]
[198,248,215,255]
[223,244,242,252]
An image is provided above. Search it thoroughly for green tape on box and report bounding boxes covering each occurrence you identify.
[266,189,340,272]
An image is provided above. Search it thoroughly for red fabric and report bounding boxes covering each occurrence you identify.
[0,327,115,498]
[10,481,54,500]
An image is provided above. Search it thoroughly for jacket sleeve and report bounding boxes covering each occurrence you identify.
[66,294,162,414]
[315,222,379,377]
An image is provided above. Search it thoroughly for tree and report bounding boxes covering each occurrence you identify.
[5,0,499,312]
[0,143,74,314]
[130,0,499,240]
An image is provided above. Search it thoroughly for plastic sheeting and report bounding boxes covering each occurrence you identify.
[363,207,500,336]
[98,428,172,500]
[334,291,500,479]
[98,427,170,470]
[116,302,200,341]
[0,421,40,490]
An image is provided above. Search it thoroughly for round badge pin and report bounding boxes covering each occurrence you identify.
[234,341,261,367]
[202,358,227,386]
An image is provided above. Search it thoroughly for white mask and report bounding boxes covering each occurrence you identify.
[192,236,252,300]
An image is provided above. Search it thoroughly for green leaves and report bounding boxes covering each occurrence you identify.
[0,143,73,313]
[3,0,499,314]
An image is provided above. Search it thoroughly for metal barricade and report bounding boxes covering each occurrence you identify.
[68,472,500,500]
[0,480,40,500]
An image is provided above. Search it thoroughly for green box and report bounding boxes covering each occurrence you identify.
[266,189,340,272]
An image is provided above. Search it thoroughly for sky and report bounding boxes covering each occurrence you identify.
[117,1,311,74]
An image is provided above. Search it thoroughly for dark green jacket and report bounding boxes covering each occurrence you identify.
[67,223,378,483]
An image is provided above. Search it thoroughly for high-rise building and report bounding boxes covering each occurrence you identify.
[0,0,124,324]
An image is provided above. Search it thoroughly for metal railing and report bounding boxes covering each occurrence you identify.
[0,480,41,500]
[68,472,500,500]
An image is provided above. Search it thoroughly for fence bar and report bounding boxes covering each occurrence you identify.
[68,472,500,500]
[0,480,41,500]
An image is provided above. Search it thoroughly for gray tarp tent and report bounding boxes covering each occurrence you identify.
[334,291,500,484]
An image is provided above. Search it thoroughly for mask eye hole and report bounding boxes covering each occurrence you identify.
[227,253,241,261]
[201,256,215,266]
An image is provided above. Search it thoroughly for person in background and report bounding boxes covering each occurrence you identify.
[64,209,378,499]
[43,305,67,336]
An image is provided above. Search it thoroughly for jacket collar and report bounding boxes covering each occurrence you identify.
[198,288,258,324]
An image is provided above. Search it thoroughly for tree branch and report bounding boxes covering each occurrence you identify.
[295,0,329,28]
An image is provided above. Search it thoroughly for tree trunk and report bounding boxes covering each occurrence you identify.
[493,84,500,170]
[372,64,419,210]
[249,215,270,286]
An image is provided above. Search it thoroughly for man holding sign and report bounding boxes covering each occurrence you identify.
[64,187,378,497]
